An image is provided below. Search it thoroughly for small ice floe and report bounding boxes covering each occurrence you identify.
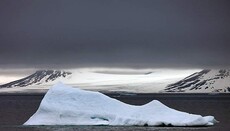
[24,83,217,126]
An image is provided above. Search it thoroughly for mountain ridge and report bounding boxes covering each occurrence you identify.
[1,69,230,93]
[0,70,71,88]
[164,69,230,93]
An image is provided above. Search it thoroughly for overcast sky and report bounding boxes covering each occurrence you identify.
[0,0,229,69]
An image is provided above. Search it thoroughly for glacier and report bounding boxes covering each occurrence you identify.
[0,68,200,93]
[24,83,216,126]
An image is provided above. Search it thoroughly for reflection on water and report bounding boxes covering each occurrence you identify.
[0,125,212,131]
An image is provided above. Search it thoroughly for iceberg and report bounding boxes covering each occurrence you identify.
[24,83,216,126]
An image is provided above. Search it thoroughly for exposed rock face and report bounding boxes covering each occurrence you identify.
[164,70,230,93]
[0,70,72,88]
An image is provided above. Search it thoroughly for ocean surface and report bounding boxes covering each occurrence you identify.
[0,93,229,131]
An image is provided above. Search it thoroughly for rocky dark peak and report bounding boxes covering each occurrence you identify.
[164,69,230,93]
[165,70,211,92]
[0,70,72,88]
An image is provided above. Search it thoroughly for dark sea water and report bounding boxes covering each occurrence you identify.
[0,93,229,131]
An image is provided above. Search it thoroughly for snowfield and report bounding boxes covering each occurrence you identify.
[24,83,216,126]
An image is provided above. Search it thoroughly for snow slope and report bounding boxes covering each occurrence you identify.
[164,69,230,93]
[24,83,216,126]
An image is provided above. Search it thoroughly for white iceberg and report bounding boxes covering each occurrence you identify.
[24,83,216,126]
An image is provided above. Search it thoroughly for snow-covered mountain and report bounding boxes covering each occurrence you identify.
[0,69,169,92]
[164,69,230,93]
[0,70,72,88]
[0,68,200,93]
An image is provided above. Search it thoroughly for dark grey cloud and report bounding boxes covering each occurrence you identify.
[0,0,229,69]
